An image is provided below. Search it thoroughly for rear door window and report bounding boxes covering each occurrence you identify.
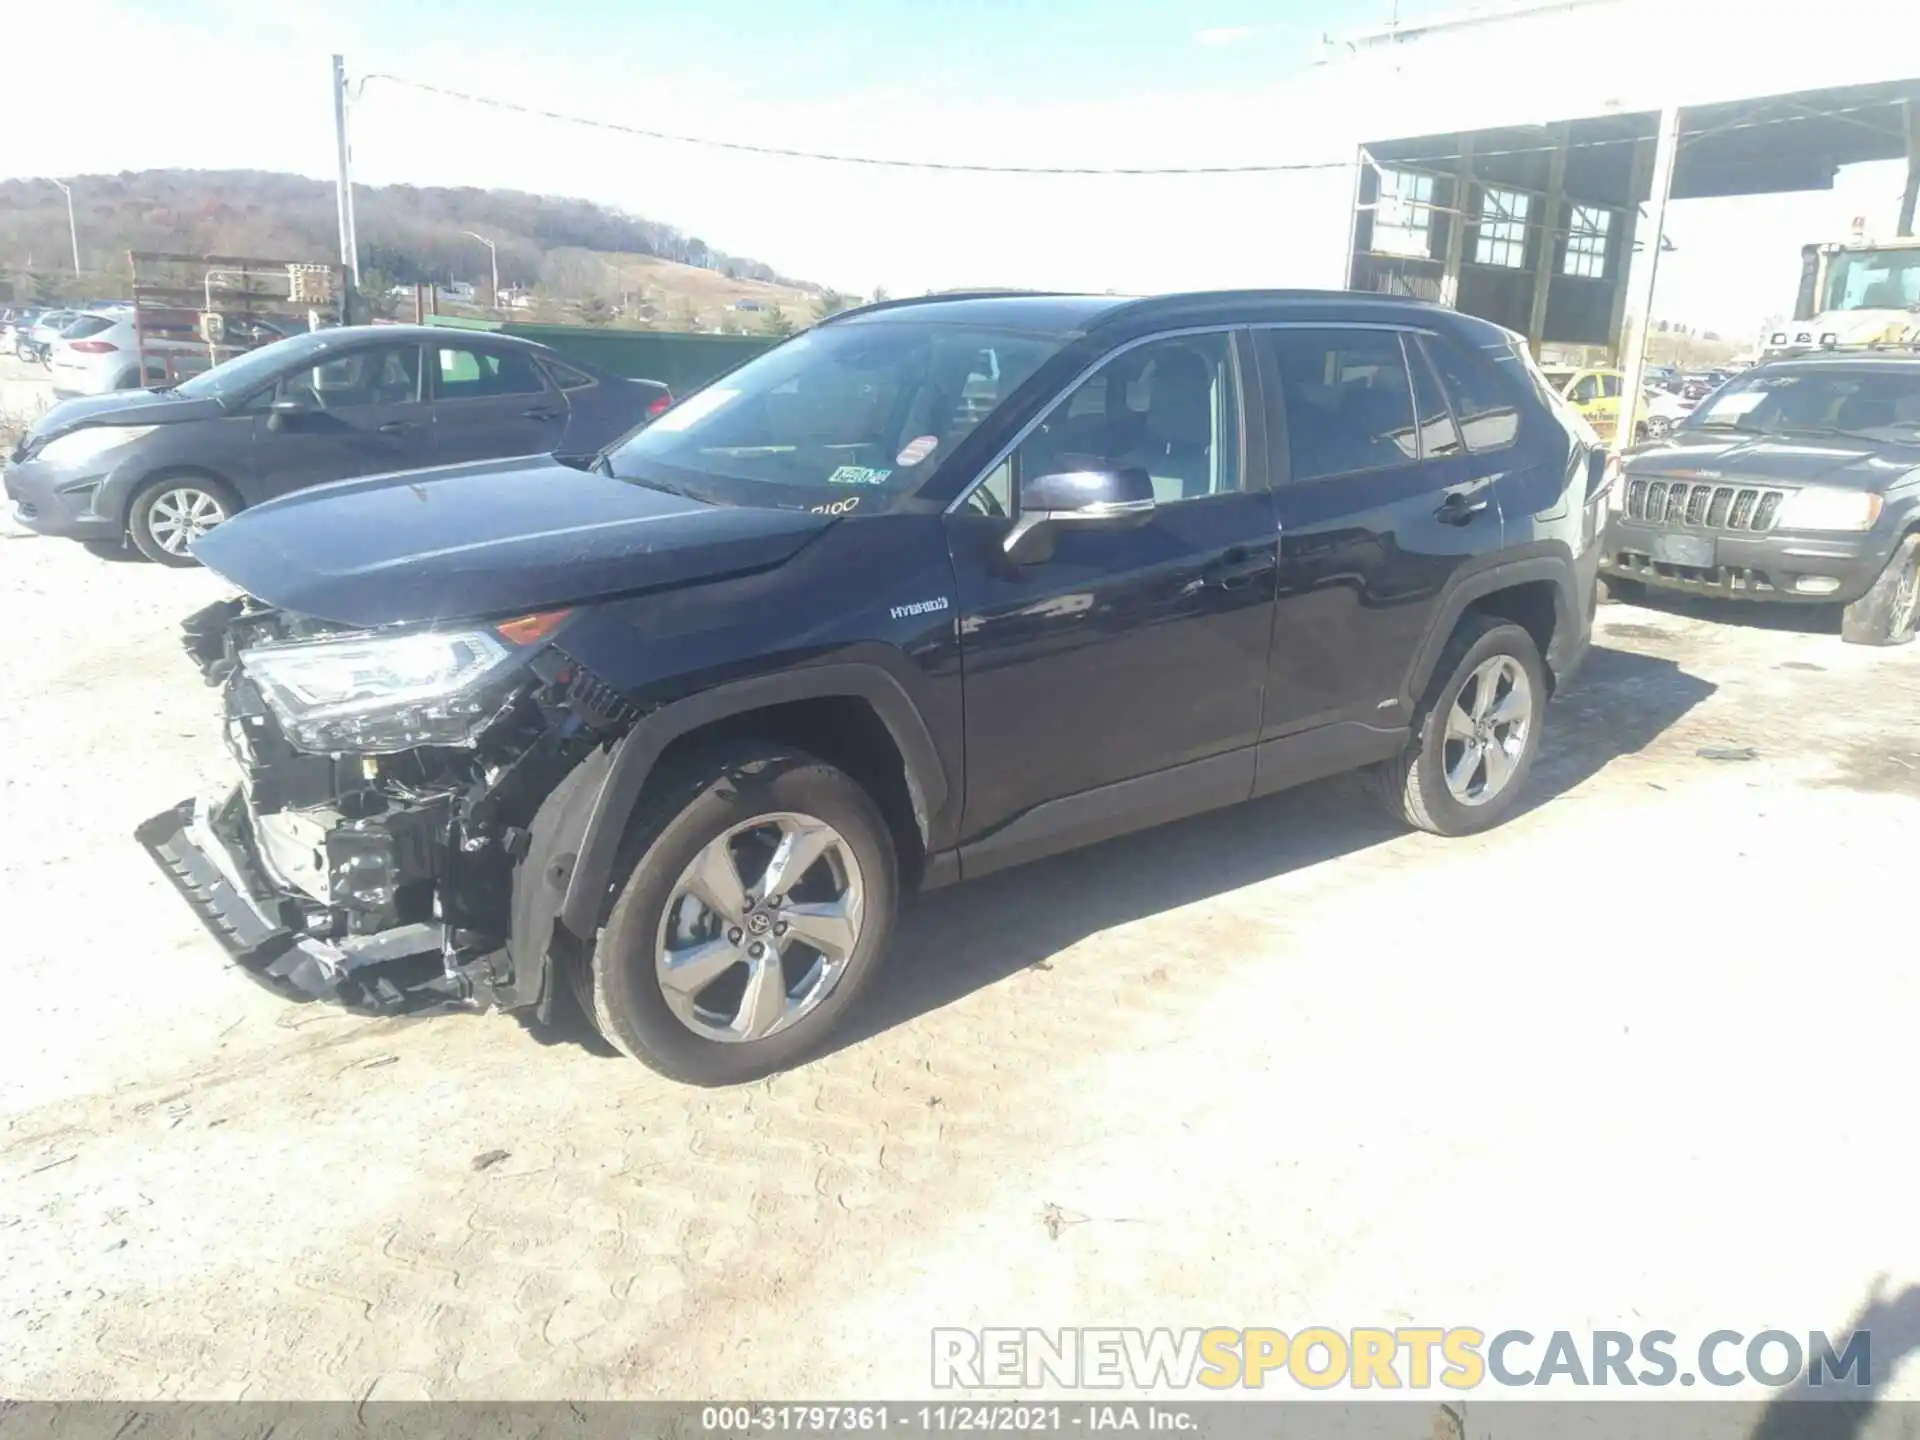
[434,346,549,400]
[1262,327,1420,482]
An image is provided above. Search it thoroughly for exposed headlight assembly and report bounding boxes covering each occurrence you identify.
[1772,486,1883,533]
[240,612,569,753]
[36,424,158,467]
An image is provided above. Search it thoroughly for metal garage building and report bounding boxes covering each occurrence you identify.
[1310,0,1920,431]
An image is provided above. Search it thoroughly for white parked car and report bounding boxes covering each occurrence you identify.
[47,310,156,396]
[47,310,292,398]
[1640,387,1695,438]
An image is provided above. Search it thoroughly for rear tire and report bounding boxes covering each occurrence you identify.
[1840,533,1920,647]
[127,475,239,567]
[1373,615,1547,837]
[580,742,898,1085]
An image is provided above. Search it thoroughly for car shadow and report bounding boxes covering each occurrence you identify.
[1746,1279,1920,1440]
[533,644,1714,1065]
[81,538,144,564]
[1618,588,1842,636]
[835,642,1716,1054]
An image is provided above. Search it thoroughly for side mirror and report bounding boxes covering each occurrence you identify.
[266,397,311,431]
[1003,465,1156,563]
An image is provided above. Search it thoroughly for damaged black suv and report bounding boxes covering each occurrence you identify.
[142,291,1607,1084]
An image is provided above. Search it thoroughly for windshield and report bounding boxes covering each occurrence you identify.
[1821,248,1920,313]
[1686,366,1920,439]
[173,330,331,400]
[605,320,1064,505]
[1541,369,1575,393]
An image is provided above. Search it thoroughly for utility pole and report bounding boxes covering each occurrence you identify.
[50,179,80,273]
[331,55,362,292]
[463,231,499,309]
[1897,100,1919,238]
[1615,106,1680,452]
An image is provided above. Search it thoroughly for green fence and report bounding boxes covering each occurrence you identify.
[423,316,777,394]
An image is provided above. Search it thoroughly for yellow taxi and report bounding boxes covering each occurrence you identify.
[1540,366,1637,443]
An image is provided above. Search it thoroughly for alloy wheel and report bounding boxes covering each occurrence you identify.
[1894,555,1920,636]
[654,811,865,1044]
[146,486,227,555]
[1442,655,1534,806]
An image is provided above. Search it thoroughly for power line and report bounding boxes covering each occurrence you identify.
[354,73,1908,179]
[354,73,1357,174]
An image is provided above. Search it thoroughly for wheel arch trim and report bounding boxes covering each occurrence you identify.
[554,661,949,943]
[1404,554,1580,705]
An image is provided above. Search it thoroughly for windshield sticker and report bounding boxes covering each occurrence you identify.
[828,465,892,487]
[645,387,739,433]
[810,496,861,516]
[896,434,939,466]
[1706,392,1768,419]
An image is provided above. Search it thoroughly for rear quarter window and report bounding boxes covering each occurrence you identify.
[1423,333,1523,452]
[544,359,598,391]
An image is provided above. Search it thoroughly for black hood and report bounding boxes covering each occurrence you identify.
[31,387,224,441]
[191,455,834,628]
[1626,432,1920,493]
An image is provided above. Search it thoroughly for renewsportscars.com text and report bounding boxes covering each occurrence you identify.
[931,1327,1873,1392]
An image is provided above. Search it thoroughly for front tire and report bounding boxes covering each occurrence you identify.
[1373,615,1547,837]
[580,742,899,1085]
[1841,533,1920,647]
[128,475,238,566]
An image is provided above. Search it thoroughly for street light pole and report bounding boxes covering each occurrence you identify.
[50,179,80,273]
[331,55,362,291]
[463,231,499,309]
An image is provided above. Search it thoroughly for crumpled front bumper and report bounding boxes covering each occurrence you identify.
[137,788,452,1013]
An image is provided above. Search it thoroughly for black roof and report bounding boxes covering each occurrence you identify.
[1756,351,1920,371]
[320,323,546,348]
[827,287,1465,340]
[828,292,1125,333]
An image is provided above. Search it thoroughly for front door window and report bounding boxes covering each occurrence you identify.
[1013,333,1242,504]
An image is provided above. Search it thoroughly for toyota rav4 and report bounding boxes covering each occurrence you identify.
[139,290,1607,1084]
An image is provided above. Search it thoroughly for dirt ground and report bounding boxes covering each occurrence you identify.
[2,507,1919,1404]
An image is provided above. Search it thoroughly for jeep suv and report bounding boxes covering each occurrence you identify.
[138,291,1607,1084]
[1603,352,1920,645]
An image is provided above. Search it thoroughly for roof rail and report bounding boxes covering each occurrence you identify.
[1764,338,1920,357]
[816,289,1092,326]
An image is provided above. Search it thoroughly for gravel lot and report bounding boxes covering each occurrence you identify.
[2,484,1918,1405]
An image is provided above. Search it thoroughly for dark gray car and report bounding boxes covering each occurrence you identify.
[4,324,672,565]
[1603,353,1920,644]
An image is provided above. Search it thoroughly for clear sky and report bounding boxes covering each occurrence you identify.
[7,0,1915,339]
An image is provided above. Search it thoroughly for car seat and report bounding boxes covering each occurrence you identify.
[1132,348,1217,500]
